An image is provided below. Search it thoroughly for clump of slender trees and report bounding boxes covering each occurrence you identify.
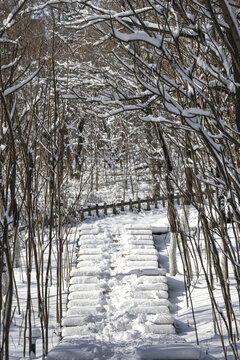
[0,1,239,359]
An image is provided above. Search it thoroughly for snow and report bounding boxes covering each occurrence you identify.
[3,68,41,96]
[151,225,169,233]
[126,240,154,245]
[67,307,105,317]
[9,207,239,359]
[222,0,240,41]
[68,291,103,300]
[79,244,105,250]
[67,298,101,308]
[122,299,169,307]
[77,260,108,268]
[126,255,158,261]
[136,343,201,359]
[182,108,210,118]
[135,283,168,291]
[131,291,168,300]
[126,224,152,230]
[78,254,103,260]
[136,275,166,283]
[47,338,102,360]
[80,229,99,235]
[69,283,106,292]
[1,0,26,30]
[70,267,104,276]
[78,248,105,254]
[131,249,158,255]
[125,234,154,239]
[69,276,99,285]
[127,229,152,235]
[124,261,158,268]
[68,292,103,301]
[112,28,164,49]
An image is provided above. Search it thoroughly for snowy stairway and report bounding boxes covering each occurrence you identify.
[62,224,110,338]
[47,222,201,360]
[120,225,175,335]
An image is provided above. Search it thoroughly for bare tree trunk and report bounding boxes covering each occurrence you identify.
[3,231,13,360]
[155,123,178,276]
[13,233,21,268]
[180,203,190,234]
[1,257,8,297]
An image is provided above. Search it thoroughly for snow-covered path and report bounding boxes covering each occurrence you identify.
[47,220,202,360]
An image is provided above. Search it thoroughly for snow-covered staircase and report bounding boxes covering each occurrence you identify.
[47,223,202,360]
[62,226,111,337]
[116,225,175,336]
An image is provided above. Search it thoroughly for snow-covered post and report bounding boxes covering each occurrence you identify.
[169,231,178,276]
[26,328,41,357]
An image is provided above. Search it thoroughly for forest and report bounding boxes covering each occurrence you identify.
[0,1,239,359]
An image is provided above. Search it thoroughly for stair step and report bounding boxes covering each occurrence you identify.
[70,276,99,285]
[136,343,201,359]
[69,283,106,293]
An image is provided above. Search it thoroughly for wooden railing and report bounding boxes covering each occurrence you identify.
[80,194,182,221]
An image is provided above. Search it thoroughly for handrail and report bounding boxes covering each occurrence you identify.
[80,194,182,221]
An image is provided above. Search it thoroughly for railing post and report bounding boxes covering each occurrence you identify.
[177,193,180,205]
[154,195,158,209]
[80,207,84,222]
[88,206,91,216]
[129,198,133,211]
[104,202,107,216]
[138,198,141,212]
[162,196,165,207]
[147,196,150,211]
[80,194,173,219]
[96,203,99,217]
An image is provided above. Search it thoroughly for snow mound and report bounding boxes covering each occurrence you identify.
[70,267,104,277]
[122,298,169,307]
[67,306,105,317]
[78,248,103,254]
[131,290,168,299]
[122,268,166,276]
[125,224,152,230]
[128,230,152,235]
[77,254,103,260]
[68,290,103,299]
[67,299,101,308]
[127,254,158,261]
[131,305,170,315]
[70,276,99,285]
[125,235,153,240]
[151,225,169,233]
[136,275,166,283]
[80,229,99,235]
[69,283,106,292]
[47,338,103,360]
[146,324,175,334]
[125,260,158,268]
[135,283,168,291]
[131,248,158,255]
[136,343,201,359]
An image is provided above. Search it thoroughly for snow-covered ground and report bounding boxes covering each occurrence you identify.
[9,206,239,359]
